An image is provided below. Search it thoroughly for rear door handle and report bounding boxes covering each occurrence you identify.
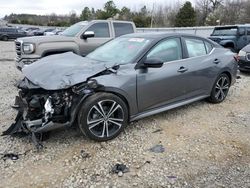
[214,59,220,64]
[178,66,188,73]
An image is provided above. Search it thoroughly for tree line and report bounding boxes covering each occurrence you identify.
[3,0,250,27]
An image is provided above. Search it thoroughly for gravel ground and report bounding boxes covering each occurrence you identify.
[0,41,250,188]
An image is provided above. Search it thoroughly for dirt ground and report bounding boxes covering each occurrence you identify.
[0,41,249,188]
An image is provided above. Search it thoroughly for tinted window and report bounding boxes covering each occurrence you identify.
[86,23,110,38]
[114,23,134,37]
[204,41,213,54]
[184,38,207,57]
[147,38,182,62]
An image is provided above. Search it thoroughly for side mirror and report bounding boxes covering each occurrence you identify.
[144,58,164,68]
[82,31,95,39]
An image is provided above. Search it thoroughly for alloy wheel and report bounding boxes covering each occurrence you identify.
[214,76,229,101]
[87,100,124,138]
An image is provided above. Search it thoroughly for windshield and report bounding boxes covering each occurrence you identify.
[87,37,152,64]
[61,22,88,37]
[211,27,238,36]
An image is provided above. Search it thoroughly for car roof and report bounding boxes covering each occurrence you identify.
[122,32,203,39]
[215,25,250,28]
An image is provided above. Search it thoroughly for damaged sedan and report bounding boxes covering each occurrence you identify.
[3,33,238,145]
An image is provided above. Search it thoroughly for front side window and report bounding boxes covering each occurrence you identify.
[86,23,110,38]
[114,23,134,37]
[184,38,207,57]
[211,27,238,36]
[147,38,182,62]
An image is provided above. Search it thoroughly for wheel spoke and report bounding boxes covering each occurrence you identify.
[93,105,105,117]
[109,118,123,122]
[108,104,121,118]
[101,122,106,137]
[108,119,122,128]
[220,90,225,100]
[107,101,117,117]
[222,84,229,90]
[89,119,104,130]
[221,77,226,86]
[98,101,106,117]
[105,122,109,137]
[215,90,221,99]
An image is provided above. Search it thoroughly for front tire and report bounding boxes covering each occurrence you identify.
[2,36,8,41]
[208,73,230,103]
[78,93,128,141]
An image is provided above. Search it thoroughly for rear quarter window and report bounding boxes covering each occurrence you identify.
[204,41,213,54]
[113,23,134,37]
[184,38,207,57]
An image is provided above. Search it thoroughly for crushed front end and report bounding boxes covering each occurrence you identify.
[2,78,99,148]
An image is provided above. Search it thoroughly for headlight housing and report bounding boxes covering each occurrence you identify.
[238,50,246,57]
[23,43,35,54]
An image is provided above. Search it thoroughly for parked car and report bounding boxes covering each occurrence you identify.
[3,33,238,145]
[237,44,250,72]
[44,29,63,36]
[209,25,250,52]
[14,20,136,70]
[0,27,27,41]
[33,28,55,36]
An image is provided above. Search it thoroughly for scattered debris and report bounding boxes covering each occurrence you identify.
[80,150,90,159]
[1,153,19,161]
[152,128,163,133]
[111,163,129,176]
[167,175,177,179]
[149,144,165,153]
[237,75,241,79]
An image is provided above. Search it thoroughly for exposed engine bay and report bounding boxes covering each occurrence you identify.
[2,78,101,148]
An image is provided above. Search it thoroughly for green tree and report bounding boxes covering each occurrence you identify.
[132,6,151,27]
[80,7,92,21]
[96,0,119,19]
[175,1,196,27]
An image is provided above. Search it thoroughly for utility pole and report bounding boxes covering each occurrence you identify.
[150,2,155,28]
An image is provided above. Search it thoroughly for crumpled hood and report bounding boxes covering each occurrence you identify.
[209,36,236,41]
[22,52,112,90]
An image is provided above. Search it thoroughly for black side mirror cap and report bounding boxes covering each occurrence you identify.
[143,58,164,68]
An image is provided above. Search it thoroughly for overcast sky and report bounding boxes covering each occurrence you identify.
[0,0,196,18]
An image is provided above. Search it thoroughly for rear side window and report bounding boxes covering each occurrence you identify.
[204,41,213,54]
[114,23,134,37]
[184,38,207,57]
[147,38,182,62]
[86,23,110,38]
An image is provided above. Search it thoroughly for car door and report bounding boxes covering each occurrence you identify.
[79,22,112,56]
[137,37,191,112]
[180,37,219,97]
[237,27,248,50]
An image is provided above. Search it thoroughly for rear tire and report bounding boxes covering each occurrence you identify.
[208,73,230,103]
[78,93,128,141]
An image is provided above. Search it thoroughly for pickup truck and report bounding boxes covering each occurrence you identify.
[15,20,136,70]
[209,25,250,52]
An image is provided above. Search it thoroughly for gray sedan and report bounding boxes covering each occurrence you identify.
[4,33,238,145]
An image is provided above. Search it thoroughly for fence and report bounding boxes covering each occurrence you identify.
[137,26,215,38]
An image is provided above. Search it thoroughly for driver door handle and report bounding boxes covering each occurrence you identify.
[178,66,188,73]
